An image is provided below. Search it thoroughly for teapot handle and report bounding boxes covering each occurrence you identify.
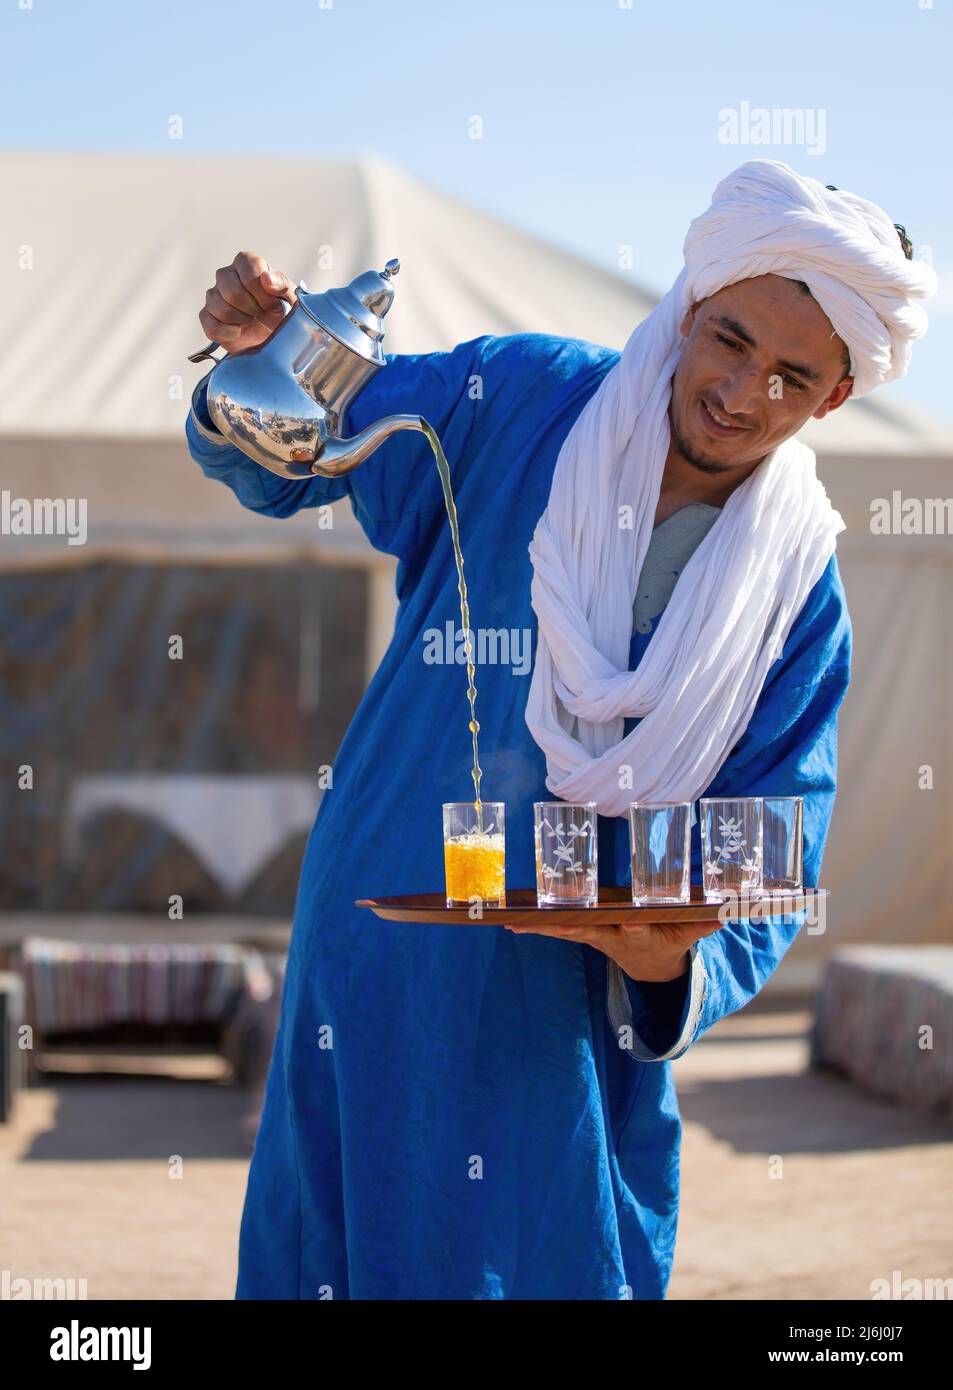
[187,341,226,365]
[187,282,302,366]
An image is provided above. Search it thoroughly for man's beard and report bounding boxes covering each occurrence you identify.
[670,407,736,475]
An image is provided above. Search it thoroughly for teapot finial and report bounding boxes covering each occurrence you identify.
[294,257,402,366]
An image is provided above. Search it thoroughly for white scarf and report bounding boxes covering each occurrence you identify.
[525,160,936,817]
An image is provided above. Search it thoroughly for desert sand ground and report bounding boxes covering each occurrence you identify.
[1,1004,950,1301]
[668,1007,953,1300]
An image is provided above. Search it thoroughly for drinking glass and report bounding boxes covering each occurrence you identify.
[442,802,505,908]
[699,797,763,901]
[763,796,803,891]
[628,802,694,904]
[533,802,598,907]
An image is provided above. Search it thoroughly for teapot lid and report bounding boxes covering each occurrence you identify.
[295,258,401,367]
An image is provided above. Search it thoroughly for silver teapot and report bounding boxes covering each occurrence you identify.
[188,258,423,480]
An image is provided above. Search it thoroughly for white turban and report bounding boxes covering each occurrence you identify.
[681,160,936,397]
[524,160,937,817]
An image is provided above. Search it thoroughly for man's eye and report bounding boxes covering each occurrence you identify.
[715,333,741,351]
[782,374,805,391]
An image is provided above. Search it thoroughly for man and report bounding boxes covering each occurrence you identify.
[186,160,934,1299]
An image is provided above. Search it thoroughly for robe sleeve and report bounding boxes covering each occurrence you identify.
[607,551,853,1062]
[184,334,494,566]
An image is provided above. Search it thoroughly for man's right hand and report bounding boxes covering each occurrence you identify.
[198,251,296,353]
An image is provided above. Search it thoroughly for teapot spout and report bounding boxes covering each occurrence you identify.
[311,413,425,477]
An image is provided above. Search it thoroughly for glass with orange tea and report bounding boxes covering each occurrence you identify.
[442,802,505,908]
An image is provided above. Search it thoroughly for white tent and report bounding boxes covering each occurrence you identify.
[1,150,950,970]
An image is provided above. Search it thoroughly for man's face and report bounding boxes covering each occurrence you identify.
[669,274,854,475]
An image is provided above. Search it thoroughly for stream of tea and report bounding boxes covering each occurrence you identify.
[420,418,483,818]
[419,420,506,906]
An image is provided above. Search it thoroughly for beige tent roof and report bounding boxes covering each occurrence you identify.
[1,148,950,573]
[0,148,657,569]
[0,148,659,440]
[1,148,950,455]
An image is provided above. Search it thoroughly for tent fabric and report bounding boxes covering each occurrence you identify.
[64,775,320,899]
[0,148,948,452]
[0,150,657,440]
[0,561,366,915]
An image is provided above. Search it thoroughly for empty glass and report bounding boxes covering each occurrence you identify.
[699,797,763,901]
[443,802,505,908]
[534,802,598,906]
[628,802,694,904]
[763,796,804,891]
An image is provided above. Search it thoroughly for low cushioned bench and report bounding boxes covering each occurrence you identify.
[811,946,953,1120]
[15,938,279,1090]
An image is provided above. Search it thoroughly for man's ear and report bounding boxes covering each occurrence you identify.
[679,302,700,339]
[813,377,853,420]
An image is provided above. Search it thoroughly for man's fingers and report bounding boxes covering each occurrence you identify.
[691,919,727,938]
[232,253,296,312]
[198,306,244,342]
[620,917,725,942]
[505,916,726,952]
[505,921,622,950]
[558,923,625,950]
[213,267,267,319]
[504,922,593,941]
[259,269,296,303]
[504,923,577,940]
[231,252,278,311]
[205,284,257,328]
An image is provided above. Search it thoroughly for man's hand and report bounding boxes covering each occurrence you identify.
[198,251,297,353]
[504,916,725,982]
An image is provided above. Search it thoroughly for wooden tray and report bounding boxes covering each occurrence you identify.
[355,886,827,927]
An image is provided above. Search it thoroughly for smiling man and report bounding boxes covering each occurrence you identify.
[186,160,934,1300]
[670,277,853,500]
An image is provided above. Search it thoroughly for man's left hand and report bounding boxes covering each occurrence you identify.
[503,915,725,982]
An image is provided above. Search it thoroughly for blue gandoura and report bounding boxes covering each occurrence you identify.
[185,161,934,1299]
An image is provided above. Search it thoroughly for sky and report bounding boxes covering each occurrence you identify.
[2,0,950,421]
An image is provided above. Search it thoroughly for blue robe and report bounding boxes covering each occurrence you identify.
[186,332,852,1300]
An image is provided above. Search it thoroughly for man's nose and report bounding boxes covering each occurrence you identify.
[718,364,763,417]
